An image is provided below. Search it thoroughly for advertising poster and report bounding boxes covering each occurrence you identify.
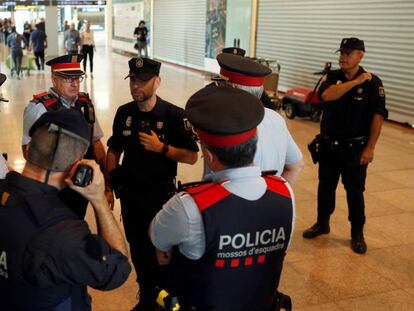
[205,0,226,59]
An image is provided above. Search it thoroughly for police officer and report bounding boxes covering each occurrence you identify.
[105,57,198,310]
[207,53,304,185]
[0,73,8,179]
[150,86,294,311]
[0,109,131,310]
[302,38,388,254]
[22,54,106,218]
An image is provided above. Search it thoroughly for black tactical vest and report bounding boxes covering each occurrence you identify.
[170,175,293,311]
[0,179,79,310]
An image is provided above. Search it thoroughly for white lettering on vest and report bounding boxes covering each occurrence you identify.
[0,251,8,279]
[218,227,287,250]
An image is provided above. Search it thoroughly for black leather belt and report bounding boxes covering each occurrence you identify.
[320,135,366,147]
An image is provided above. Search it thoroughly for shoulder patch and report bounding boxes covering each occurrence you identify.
[379,86,385,97]
[32,92,58,107]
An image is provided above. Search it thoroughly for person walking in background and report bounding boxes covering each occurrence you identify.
[64,23,80,54]
[29,23,47,71]
[23,21,32,43]
[133,20,148,57]
[7,26,28,79]
[81,21,95,77]
[63,20,69,32]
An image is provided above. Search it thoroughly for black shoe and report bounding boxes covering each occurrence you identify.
[302,222,330,239]
[351,236,367,254]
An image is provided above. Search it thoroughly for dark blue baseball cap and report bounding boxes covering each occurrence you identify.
[336,37,365,53]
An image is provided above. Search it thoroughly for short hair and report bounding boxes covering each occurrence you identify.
[27,124,88,172]
[139,20,145,25]
[205,136,257,168]
[233,83,264,99]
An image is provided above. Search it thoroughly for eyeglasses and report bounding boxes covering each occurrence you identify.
[56,75,84,83]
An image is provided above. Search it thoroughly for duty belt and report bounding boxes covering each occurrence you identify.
[320,135,366,148]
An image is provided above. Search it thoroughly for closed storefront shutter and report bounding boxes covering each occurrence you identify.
[153,0,206,70]
[256,0,414,123]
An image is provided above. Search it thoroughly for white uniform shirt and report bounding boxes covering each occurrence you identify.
[151,166,296,260]
[22,88,103,146]
[0,155,8,179]
[254,108,302,173]
[204,108,302,178]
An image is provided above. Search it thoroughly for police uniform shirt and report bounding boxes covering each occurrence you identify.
[107,96,199,182]
[0,155,7,179]
[22,88,104,145]
[318,66,388,138]
[150,166,296,259]
[204,108,302,178]
[1,172,131,291]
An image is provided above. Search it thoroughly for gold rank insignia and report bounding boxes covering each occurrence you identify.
[126,116,132,127]
[71,55,78,63]
[136,58,144,68]
[357,88,363,94]
[233,48,238,54]
[157,121,163,129]
[336,80,342,85]
[379,87,385,97]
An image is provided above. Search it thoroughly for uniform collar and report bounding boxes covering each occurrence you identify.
[49,88,78,108]
[5,171,59,195]
[209,166,261,183]
[340,66,365,81]
[134,96,167,117]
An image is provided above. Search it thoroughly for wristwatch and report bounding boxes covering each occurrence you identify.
[161,143,169,156]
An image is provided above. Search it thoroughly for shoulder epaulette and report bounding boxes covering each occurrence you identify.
[32,92,58,107]
[177,180,213,193]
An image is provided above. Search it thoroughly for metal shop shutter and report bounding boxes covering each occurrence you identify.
[256,0,414,124]
[153,0,206,70]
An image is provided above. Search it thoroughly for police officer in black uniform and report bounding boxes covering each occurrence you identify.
[105,57,198,311]
[303,38,388,254]
[22,54,107,219]
[150,87,294,311]
[0,109,131,310]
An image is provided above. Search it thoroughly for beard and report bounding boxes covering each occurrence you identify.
[133,89,153,102]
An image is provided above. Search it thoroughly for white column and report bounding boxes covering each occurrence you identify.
[45,6,59,57]
[106,0,113,47]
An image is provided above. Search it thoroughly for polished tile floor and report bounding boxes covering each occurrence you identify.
[0,34,413,310]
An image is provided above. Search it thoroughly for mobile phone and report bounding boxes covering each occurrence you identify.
[72,164,93,187]
[139,120,152,135]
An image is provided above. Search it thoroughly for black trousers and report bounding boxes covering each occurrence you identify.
[81,45,94,73]
[120,182,175,305]
[34,51,45,70]
[317,141,367,236]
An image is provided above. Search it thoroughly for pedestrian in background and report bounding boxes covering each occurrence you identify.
[29,23,47,71]
[81,21,95,77]
[64,23,81,55]
[134,20,148,57]
[7,26,28,79]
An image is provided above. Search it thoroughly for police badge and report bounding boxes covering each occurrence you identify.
[156,121,163,129]
[136,58,144,68]
[126,116,132,127]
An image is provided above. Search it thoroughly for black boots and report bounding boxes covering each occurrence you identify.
[351,233,367,254]
[302,222,330,239]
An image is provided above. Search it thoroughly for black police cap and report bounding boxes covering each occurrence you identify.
[185,86,264,147]
[336,37,365,53]
[217,53,271,86]
[124,57,161,81]
[222,47,246,57]
[46,54,85,76]
[29,109,90,146]
[0,73,6,86]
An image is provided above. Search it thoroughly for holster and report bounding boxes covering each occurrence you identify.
[307,134,321,164]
